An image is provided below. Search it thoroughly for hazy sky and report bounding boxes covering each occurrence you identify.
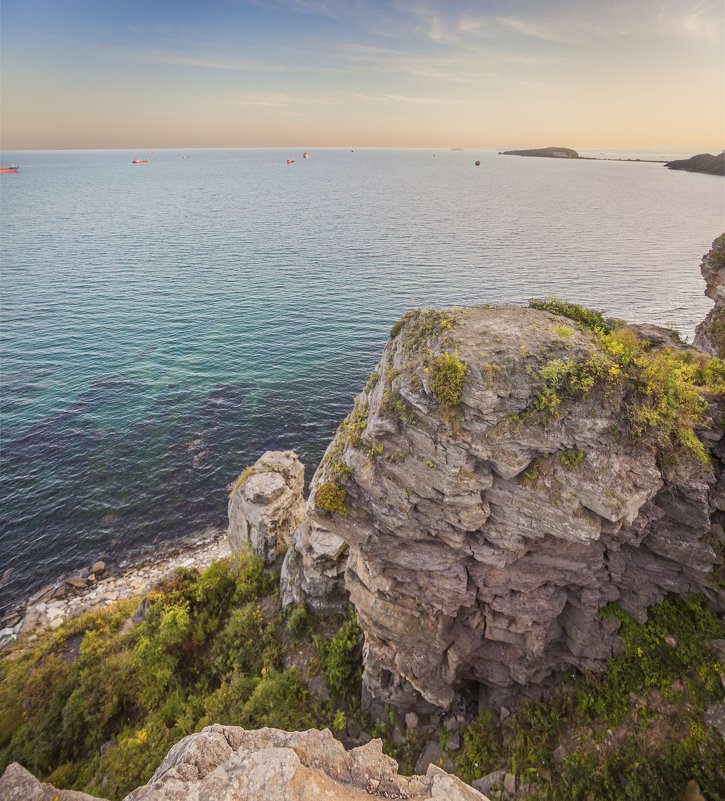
[1,0,723,150]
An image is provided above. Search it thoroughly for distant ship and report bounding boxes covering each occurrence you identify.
[132,159,149,164]
[147,151,156,155]
[1,165,19,173]
[287,159,295,165]
[303,151,311,159]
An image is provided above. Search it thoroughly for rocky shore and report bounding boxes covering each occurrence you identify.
[0,527,229,648]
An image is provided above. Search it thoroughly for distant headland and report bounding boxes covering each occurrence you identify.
[665,152,725,176]
[499,146,664,164]
[500,146,724,173]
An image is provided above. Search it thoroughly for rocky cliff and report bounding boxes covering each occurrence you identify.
[282,299,724,713]
[694,235,725,358]
[0,727,488,801]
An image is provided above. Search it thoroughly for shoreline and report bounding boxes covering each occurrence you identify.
[0,527,231,648]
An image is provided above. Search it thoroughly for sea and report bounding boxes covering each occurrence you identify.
[1,147,723,611]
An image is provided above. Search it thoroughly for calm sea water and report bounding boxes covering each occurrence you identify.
[0,147,723,609]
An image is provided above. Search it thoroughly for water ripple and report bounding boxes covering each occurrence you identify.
[0,148,723,608]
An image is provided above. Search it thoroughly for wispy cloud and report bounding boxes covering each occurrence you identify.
[130,49,288,72]
[230,0,352,19]
[225,91,338,106]
[659,0,723,42]
[352,92,474,106]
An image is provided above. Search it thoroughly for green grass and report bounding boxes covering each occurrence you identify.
[529,298,613,334]
[449,594,725,800]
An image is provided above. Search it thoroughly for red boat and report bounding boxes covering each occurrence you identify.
[132,159,149,164]
[1,165,19,173]
[286,159,295,165]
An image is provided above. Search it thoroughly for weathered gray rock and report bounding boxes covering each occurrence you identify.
[415,740,454,774]
[228,451,305,564]
[0,727,489,800]
[283,299,724,712]
[472,770,507,795]
[694,234,725,357]
[0,762,102,800]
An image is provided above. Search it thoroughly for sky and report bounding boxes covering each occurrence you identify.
[1,0,723,150]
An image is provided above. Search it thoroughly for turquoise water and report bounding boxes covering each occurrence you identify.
[1,147,723,608]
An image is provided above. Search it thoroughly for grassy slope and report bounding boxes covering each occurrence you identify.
[0,552,723,800]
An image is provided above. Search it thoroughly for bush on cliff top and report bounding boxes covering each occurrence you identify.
[528,301,725,464]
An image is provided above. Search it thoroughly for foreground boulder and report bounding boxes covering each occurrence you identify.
[0,762,101,800]
[694,234,725,358]
[228,450,305,564]
[283,297,724,712]
[0,726,488,801]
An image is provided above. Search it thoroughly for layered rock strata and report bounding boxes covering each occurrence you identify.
[0,727,488,801]
[283,303,724,712]
[694,234,725,358]
[228,451,305,564]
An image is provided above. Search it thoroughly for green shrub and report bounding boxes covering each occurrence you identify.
[529,298,612,334]
[321,609,362,701]
[315,482,348,515]
[430,351,467,408]
[286,606,311,641]
[558,448,585,468]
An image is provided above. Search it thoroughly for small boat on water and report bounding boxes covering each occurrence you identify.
[303,151,311,159]
[147,151,156,155]
[287,159,295,165]
[474,160,481,166]
[1,165,19,173]
[132,159,149,164]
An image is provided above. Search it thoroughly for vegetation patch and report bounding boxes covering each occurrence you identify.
[0,554,371,801]
[558,448,585,468]
[430,351,467,408]
[365,371,380,392]
[528,317,724,465]
[389,309,458,353]
[228,464,256,496]
[449,594,725,799]
[529,298,612,334]
[315,482,348,515]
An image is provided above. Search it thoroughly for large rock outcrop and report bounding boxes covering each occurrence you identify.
[0,727,488,801]
[694,234,725,358]
[228,451,305,564]
[283,302,724,712]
